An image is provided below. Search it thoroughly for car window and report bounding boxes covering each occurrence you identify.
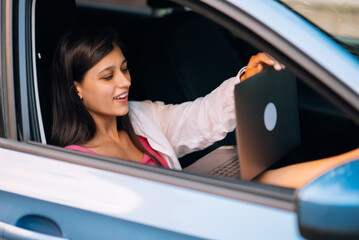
[33,0,359,191]
[279,0,359,59]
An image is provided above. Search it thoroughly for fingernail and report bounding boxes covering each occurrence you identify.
[275,63,281,70]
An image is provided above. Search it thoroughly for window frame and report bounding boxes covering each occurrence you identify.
[28,0,297,211]
[25,0,359,212]
[1,0,17,139]
[0,0,4,137]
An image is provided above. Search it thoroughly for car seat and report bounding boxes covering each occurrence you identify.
[128,10,246,103]
[128,2,252,166]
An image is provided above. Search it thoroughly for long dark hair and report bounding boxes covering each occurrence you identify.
[51,28,161,165]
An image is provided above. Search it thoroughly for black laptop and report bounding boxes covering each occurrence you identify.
[184,68,301,180]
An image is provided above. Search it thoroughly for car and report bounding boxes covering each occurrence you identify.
[0,0,358,239]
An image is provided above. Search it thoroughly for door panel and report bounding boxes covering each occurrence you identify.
[0,146,302,239]
[0,191,201,240]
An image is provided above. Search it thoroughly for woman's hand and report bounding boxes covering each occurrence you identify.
[240,52,285,81]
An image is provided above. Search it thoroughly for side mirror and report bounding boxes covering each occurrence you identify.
[297,159,359,239]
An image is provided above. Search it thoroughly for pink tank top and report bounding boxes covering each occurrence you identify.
[65,136,168,168]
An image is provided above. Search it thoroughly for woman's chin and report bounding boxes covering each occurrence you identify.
[115,106,130,116]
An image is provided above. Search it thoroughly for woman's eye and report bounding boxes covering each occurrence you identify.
[122,68,129,73]
[102,75,113,80]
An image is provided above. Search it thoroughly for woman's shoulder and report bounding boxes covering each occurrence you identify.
[129,100,166,109]
[129,100,169,118]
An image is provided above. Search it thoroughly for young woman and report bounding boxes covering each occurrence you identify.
[51,28,358,188]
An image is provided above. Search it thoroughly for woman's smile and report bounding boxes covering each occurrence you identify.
[113,91,129,103]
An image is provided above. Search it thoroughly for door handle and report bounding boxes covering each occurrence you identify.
[0,222,69,240]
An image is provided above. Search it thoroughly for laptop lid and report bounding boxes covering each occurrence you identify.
[235,68,301,180]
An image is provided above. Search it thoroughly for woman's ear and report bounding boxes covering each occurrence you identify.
[74,82,83,100]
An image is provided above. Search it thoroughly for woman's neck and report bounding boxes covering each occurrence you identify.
[79,116,144,162]
[85,115,121,146]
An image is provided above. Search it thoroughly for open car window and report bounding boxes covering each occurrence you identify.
[32,0,359,195]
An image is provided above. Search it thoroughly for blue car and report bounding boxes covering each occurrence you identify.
[0,0,358,239]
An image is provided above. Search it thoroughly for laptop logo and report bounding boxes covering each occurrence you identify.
[264,102,277,131]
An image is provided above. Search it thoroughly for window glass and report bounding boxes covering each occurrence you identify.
[280,0,359,59]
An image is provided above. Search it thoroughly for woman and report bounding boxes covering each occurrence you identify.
[51,28,357,188]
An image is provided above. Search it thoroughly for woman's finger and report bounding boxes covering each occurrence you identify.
[262,52,285,71]
[250,52,286,71]
[264,52,287,70]
[247,52,274,68]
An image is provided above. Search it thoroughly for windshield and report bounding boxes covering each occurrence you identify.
[279,0,359,59]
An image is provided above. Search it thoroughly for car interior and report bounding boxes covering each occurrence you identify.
[34,0,359,179]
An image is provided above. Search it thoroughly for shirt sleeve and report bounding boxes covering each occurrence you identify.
[139,68,245,157]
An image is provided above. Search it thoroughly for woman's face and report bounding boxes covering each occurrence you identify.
[75,45,131,120]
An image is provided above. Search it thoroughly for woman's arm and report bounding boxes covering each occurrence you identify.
[143,53,284,157]
[256,148,359,188]
[130,53,284,157]
[146,75,240,157]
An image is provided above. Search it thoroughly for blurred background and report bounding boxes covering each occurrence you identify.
[282,0,359,39]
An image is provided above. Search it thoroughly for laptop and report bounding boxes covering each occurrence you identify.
[184,68,301,180]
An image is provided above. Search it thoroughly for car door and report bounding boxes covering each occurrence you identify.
[1,0,302,239]
[1,0,358,239]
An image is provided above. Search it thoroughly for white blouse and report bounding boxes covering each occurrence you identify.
[129,68,244,169]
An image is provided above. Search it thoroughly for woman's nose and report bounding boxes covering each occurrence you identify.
[116,72,131,88]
